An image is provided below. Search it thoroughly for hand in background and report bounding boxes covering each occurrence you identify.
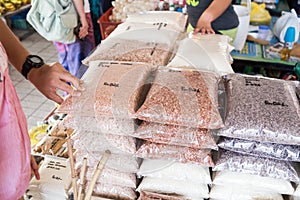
[30,155,40,180]
[78,17,89,39]
[27,62,85,104]
[194,12,215,34]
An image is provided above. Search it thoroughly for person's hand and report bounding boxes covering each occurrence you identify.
[78,17,89,39]
[27,62,85,104]
[194,12,215,34]
[31,155,40,180]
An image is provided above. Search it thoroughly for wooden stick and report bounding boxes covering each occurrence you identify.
[67,138,78,200]
[84,150,111,200]
[77,157,87,200]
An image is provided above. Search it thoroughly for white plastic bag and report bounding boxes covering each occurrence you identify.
[138,159,212,184]
[209,184,284,200]
[273,9,299,43]
[137,177,209,199]
[213,171,295,195]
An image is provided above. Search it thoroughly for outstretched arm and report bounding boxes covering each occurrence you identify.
[194,0,232,34]
[0,19,84,104]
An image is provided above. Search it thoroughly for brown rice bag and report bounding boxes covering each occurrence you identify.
[75,150,140,173]
[83,37,172,66]
[72,131,136,155]
[135,141,215,167]
[93,61,155,119]
[57,61,155,120]
[138,191,191,200]
[132,121,217,149]
[219,74,300,145]
[84,182,137,200]
[213,149,300,183]
[135,68,223,129]
[83,28,180,66]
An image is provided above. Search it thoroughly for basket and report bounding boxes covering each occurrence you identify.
[97,7,121,39]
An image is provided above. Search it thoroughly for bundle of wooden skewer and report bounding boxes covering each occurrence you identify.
[67,138,111,200]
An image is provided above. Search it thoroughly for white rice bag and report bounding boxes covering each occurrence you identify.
[213,171,294,195]
[209,184,284,200]
[168,35,234,76]
[125,11,187,32]
[137,176,209,199]
[138,159,211,184]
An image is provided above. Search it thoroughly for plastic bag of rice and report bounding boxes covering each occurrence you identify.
[219,74,300,145]
[132,121,217,149]
[167,35,234,76]
[136,141,215,167]
[83,28,180,66]
[125,11,187,32]
[213,150,300,183]
[209,184,284,200]
[212,171,295,195]
[72,131,137,155]
[218,136,300,162]
[84,182,137,200]
[135,67,223,129]
[75,150,141,173]
[138,159,212,184]
[63,115,138,135]
[137,176,209,199]
[80,167,136,188]
[58,61,156,120]
[138,191,191,200]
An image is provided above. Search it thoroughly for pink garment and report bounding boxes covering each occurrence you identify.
[0,43,31,199]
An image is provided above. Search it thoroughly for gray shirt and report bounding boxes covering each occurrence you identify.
[187,0,239,31]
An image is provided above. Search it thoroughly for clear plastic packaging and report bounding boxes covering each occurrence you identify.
[138,159,212,184]
[84,182,137,200]
[72,131,136,155]
[219,74,300,145]
[132,121,217,149]
[167,35,234,76]
[213,171,295,195]
[213,150,300,183]
[209,184,284,200]
[218,137,300,162]
[136,177,209,199]
[58,61,156,120]
[83,28,180,66]
[75,150,140,173]
[135,68,223,129]
[82,167,136,188]
[138,191,192,200]
[63,115,138,136]
[136,142,215,167]
[125,11,187,32]
[109,22,183,39]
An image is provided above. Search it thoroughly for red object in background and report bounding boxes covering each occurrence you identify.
[97,7,121,40]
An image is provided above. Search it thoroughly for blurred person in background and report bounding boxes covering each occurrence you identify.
[54,0,95,78]
[186,0,239,40]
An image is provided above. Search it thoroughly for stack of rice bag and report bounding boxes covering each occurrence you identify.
[133,67,223,199]
[58,61,157,199]
[211,73,300,199]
